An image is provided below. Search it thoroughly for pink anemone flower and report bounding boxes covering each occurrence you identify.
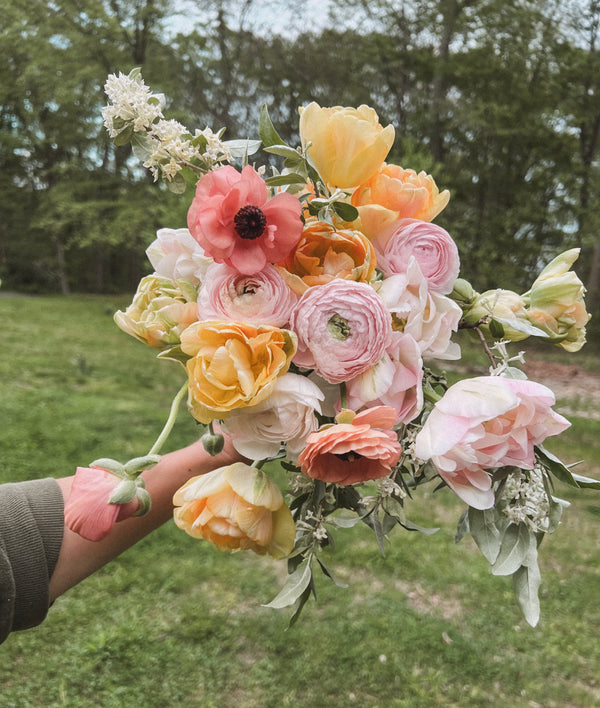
[187,165,303,275]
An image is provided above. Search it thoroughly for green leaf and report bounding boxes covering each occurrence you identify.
[488,318,505,339]
[223,138,261,157]
[89,457,125,475]
[259,104,286,148]
[131,132,152,161]
[263,560,312,609]
[316,557,348,588]
[468,507,506,564]
[109,479,137,504]
[332,201,359,222]
[491,523,532,576]
[512,562,541,627]
[287,584,313,629]
[157,345,190,367]
[455,509,469,543]
[265,173,307,187]
[113,125,134,147]
[123,454,161,476]
[264,144,303,160]
[166,172,187,194]
[536,446,600,489]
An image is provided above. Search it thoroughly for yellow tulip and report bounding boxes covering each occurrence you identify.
[173,462,295,559]
[299,102,395,189]
[180,320,297,423]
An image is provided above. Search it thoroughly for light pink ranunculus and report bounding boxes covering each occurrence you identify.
[187,165,303,275]
[377,258,462,360]
[64,467,140,542]
[346,332,424,424]
[414,376,571,509]
[222,372,324,461]
[298,406,402,485]
[197,262,298,327]
[372,218,460,294]
[289,279,392,383]
[146,228,214,286]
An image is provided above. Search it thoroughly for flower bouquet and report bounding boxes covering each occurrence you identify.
[66,68,599,627]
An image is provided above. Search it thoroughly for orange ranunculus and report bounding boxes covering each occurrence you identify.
[351,164,450,238]
[297,406,402,485]
[299,102,395,189]
[279,218,377,294]
[180,320,297,423]
[173,462,296,558]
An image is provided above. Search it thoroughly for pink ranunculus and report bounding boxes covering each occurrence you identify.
[346,332,424,424]
[298,406,402,485]
[289,279,392,384]
[372,218,460,295]
[377,258,462,360]
[197,262,298,327]
[146,227,214,286]
[187,165,303,275]
[64,467,140,542]
[414,376,571,509]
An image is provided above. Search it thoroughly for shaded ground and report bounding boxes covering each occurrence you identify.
[523,359,600,420]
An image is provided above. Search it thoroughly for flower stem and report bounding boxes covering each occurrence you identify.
[147,381,188,456]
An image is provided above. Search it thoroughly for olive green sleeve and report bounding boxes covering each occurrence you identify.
[0,478,64,644]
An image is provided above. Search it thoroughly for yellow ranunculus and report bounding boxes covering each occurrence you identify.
[299,102,395,190]
[352,164,450,238]
[180,320,297,423]
[523,249,590,352]
[114,274,199,350]
[173,462,296,559]
[279,218,377,293]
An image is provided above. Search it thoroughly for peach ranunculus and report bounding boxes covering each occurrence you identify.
[197,262,298,327]
[290,279,392,384]
[372,218,460,295]
[352,164,450,239]
[173,462,295,558]
[377,258,462,360]
[64,466,147,542]
[279,218,377,294]
[298,406,402,485]
[180,320,297,423]
[523,248,590,352]
[114,274,199,350]
[414,376,571,510]
[298,102,395,189]
[187,164,304,275]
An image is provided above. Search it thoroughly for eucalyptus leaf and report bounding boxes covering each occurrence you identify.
[259,104,286,148]
[512,562,541,627]
[537,446,600,489]
[263,560,312,609]
[491,523,532,576]
[264,144,303,159]
[265,173,307,187]
[468,507,505,564]
[224,138,261,157]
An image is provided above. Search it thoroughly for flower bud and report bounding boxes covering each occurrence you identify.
[463,289,530,342]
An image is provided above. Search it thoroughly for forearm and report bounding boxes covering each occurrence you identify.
[49,439,242,601]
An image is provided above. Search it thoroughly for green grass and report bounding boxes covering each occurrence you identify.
[1,295,599,707]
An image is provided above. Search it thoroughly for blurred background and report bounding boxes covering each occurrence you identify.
[1,0,600,341]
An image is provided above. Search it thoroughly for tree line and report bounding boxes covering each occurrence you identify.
[1,0,599,337]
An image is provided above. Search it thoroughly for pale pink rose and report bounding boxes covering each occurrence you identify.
[64,467,140,542]
[414,376,571,509]
[222,373,324,461]
[187,165,303,275]
[146,228,214,285]
[377,258,462,360]
[346,332,424,423]
[289,279,392,383]
[197,263,298,327]
[372,218,460,294]
[298,406,402,485]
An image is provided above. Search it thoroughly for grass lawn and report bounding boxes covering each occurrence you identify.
[0,295,599,708]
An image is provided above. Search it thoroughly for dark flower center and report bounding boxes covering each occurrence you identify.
[234,205,267,240]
